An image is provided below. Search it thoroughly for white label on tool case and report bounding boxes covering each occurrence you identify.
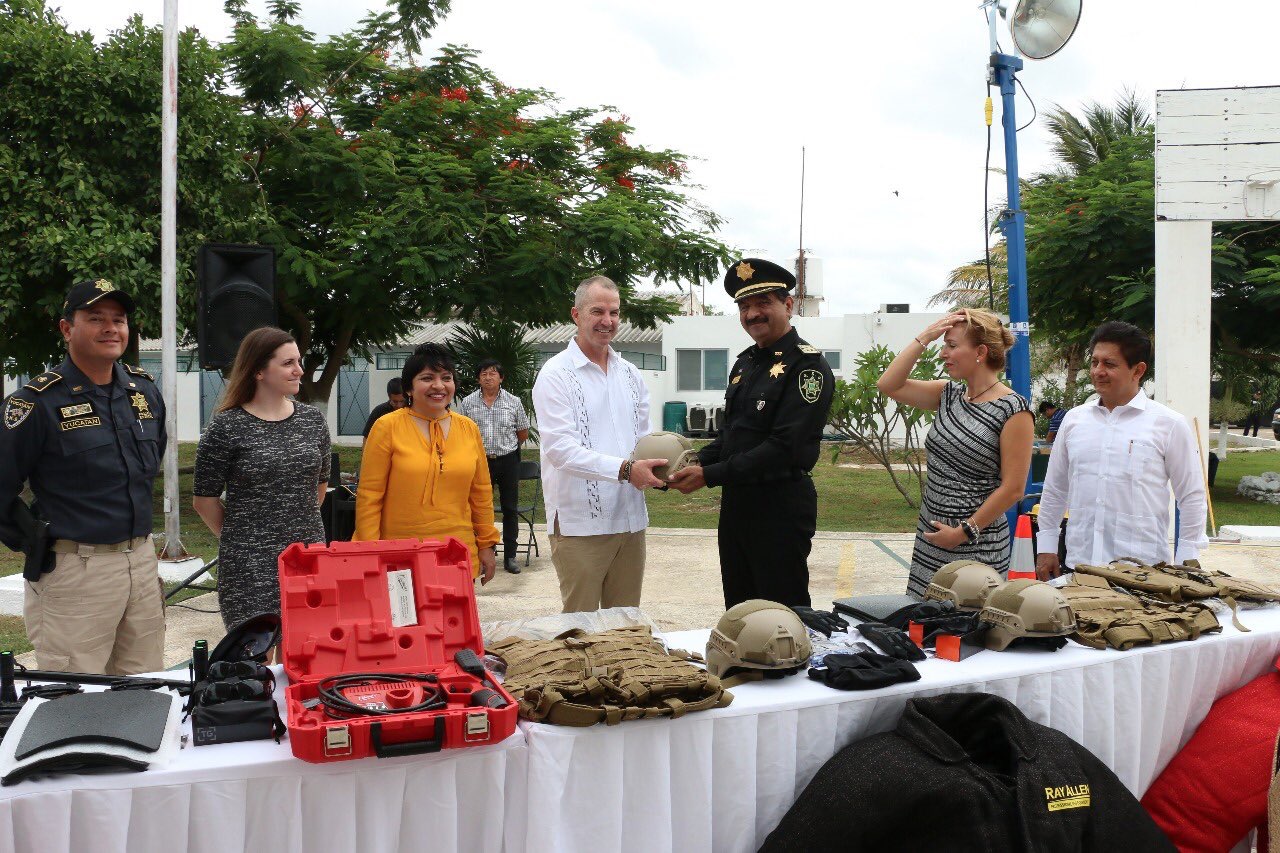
[387,569,418,627]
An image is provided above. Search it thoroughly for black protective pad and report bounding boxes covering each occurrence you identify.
[2,752,148,786]
[210,612,281,664]
[15,691,172,760]
[833,595,917,623]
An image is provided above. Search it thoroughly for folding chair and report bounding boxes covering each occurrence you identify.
[510,460,542,565]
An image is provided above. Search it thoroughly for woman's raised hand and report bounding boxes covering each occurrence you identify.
[918,312,966,345]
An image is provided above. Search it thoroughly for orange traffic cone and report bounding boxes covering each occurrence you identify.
[1008,514,1037,580]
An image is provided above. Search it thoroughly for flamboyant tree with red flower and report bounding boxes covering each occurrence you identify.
[221,0,731,403]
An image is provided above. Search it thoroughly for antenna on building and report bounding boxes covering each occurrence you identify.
[796,146,807,316]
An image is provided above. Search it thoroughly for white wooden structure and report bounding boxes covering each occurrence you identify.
[1155,86,1280,461]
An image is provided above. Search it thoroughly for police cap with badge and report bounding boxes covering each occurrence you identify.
[61,278,136,317]
[724,258,795,302]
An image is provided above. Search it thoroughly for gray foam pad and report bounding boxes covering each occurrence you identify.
[833,594,919,623]
[2,752,148,787]
[15,691,172,760]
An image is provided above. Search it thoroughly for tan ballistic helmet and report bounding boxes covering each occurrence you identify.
[924,560,1005,611]
[631,431,699,481]
[705,600,813,678]
[980,579,1077,651]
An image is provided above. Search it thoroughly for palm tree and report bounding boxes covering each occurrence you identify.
[1042,89,1151,176]
[930,241,1008,311]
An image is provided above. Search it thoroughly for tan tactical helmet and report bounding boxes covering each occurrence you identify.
[705,600,813,678]
[980,579,1077,651]
[631,431,699,481]
[924,560,1004,611]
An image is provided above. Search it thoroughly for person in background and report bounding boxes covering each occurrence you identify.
[877,309,1033,598]
[355,344,500,583]
[0,279,166,674]
[458,359,530,574]
[362,377,405,441]
[1039,400,1068,444]
[533,275,666,613]
[1242,390,1265,438]
[1036,321,1207,579]
[193,327,330,637]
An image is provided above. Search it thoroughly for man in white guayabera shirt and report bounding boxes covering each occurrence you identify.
[1035,321,1208,579]
[532,276,668,612]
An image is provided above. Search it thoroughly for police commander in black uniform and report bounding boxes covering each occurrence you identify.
[669,259,834,608]
[0,280,167,675]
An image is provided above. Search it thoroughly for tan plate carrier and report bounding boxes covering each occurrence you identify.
[489,625,733,726]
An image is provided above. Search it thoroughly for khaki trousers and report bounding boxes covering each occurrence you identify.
[24,536,166,675]
[549,519,646,613]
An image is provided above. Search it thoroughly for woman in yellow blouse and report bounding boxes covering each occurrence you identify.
[355,344,500,583]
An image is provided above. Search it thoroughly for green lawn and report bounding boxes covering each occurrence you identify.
[1,443,1275,581]
[1208,450,1280,529]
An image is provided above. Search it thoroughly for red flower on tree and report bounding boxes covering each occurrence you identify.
[616,176,635,190]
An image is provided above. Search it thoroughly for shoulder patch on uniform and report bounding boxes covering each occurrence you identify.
[798,369,823,404]
[4,396,34,429]
[123,364,154,382]
[24,372,62,393]
[797,344,820,354]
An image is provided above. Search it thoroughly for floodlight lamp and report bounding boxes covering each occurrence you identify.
[1004,0,1081,60]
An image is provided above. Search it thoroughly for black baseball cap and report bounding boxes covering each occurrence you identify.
[62,279,135,315]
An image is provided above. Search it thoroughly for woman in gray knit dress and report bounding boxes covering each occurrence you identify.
[194,328,330,630]
[876,310,1034,598]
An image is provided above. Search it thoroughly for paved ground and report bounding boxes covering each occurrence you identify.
[138,528,1280,670]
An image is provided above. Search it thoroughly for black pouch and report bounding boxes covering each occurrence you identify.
[191,699,285,746]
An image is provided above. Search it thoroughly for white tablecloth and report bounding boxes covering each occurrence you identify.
[0,672,528,853]
[515,609,1280,853]
[2,610,1278,853]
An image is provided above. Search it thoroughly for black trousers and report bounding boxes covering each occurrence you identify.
[1243,412,1263,437]
[487,449,521,555]
[717,477,816,609]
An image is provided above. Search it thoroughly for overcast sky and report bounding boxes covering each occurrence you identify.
[50,0,1280,315]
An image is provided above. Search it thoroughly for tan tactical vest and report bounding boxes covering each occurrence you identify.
[488,625,733,726]
[1075,558,1280,632]
[1059,573,1221,651]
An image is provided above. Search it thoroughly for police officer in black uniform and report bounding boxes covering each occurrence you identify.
[0,279,167,675]
[669,259,834,608]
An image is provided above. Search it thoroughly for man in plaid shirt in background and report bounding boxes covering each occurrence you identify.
[459,359,530,574]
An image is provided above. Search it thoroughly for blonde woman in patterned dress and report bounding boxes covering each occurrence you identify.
[876,309,1034,598]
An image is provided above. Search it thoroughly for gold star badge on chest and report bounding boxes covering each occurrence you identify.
[130,392,153,420]
[768,362,786,379]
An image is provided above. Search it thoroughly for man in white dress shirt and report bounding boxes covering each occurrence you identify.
[532,276,667,612]
[1036,321,1208,579]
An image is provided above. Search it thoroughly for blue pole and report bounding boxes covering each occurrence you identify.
[990,52,1031,402]
[990,52,1035,536]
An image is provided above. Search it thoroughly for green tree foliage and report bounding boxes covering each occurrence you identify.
[1022,129,1157,349]
[220,1,732,402]
[827,344,947,508]
[0,0,257,377]
[1021,92,1280,395]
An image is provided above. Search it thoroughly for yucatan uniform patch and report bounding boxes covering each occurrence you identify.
[798,369,823,404]
[4,397,33,430]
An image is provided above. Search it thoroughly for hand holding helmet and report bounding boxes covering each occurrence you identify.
[629,432,700,491]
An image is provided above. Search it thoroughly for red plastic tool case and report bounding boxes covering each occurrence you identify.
[278,538,517,763]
